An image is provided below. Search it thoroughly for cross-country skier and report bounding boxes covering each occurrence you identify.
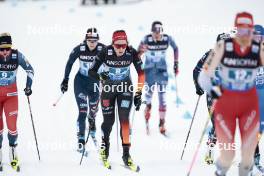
[137,21,179,135]
[193,33,231,165]
[0,33,34,172]
[252,24,264,174]
[198,12,264,176]
[88,30,144,172]
[60,28,105,153]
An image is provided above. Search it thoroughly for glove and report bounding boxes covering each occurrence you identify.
[258,132,262,141]
[134,90,142,111]
[60,78,69,93]
[99,72,110,81]
[174,61,179,75]
[24,87,32,96]
[210,86,222,99]
[139,44,148,53]
[195,85,204,96]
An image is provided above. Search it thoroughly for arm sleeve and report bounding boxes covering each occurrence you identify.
[63,46,79,80]
[132,48,145,91]
[18,51,34,88]
[193,50,211,90]
[168,35,179,63]
[198,41,224,92]
[88,48,105,80]
[260,41,264,66]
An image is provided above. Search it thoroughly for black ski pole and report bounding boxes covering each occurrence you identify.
[115,101,119,152]
[186,102,216,176]
[180,95,201,160]
[27,96,41,161]
[80,128,91,165]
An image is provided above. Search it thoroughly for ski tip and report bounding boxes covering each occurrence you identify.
[16,166,20,172]
[136,166,140,172]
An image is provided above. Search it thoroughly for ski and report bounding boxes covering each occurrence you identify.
[77,149,89,157]
[160,132,170,138]
[255,165,264,175]
[101,159,111,170]
[90,132,98,148]
[122,164,140,172]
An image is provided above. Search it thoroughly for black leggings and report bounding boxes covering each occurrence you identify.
[74,73,99,139]
[100,81,133,147]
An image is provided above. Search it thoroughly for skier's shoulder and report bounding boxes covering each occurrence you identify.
[127,45,137,54]
[162,34,170,41]
[10,48,19,59]
[71,42,85,54]
[99,45,113,58]
[96,42,106,52]
[144,34,153,42]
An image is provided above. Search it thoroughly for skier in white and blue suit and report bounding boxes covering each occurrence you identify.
[137,21,179,135]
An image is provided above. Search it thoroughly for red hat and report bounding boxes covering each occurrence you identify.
[235,12,254,28]
[112,30,127,43]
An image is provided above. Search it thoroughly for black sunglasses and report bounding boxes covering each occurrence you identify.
[0,47,11,52]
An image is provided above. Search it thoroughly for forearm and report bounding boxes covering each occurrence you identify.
[26,70,34,88]
[136,70,145,91]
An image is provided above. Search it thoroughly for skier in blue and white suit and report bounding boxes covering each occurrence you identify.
[138,21,179,134]
[253,24,264,172]
[60,28,105,152]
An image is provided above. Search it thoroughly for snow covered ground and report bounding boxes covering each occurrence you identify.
[0,0,263,175]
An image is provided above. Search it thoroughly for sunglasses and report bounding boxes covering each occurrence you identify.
[114,44,127,49]
[0,47,11,52]
[236,28,253,37]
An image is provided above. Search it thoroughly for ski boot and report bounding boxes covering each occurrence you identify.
[99,137,111,169]
[144,104,151,135]
[77,136,85,152]
[9,145,20,172]
[77,136,88,157]
[122,146,140,172]
[205,130,217,165]
[159,119,166,135]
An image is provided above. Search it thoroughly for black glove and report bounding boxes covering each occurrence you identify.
[134,90,142,111]
[24,87,32,96]
[174,61,179,75]
[99,72,110,81]
[195,85,204,96]
[60,78,69,93]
